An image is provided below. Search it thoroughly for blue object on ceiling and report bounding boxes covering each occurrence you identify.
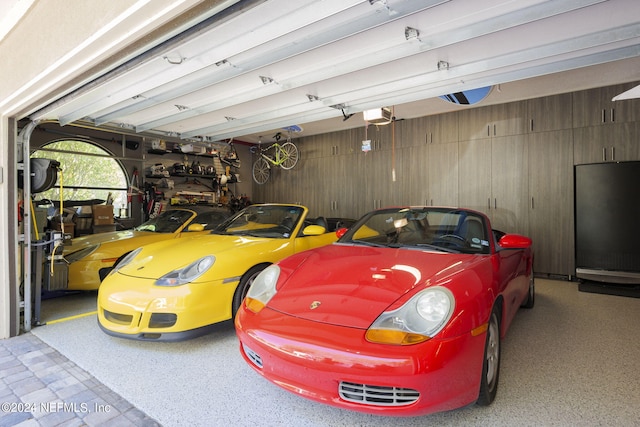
[440,86,492,105]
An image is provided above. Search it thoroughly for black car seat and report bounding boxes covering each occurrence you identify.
[314,216,329,232]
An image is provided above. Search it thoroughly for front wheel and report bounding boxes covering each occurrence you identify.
[232,265,267,317]
[278,141,299,170]
[477,307,501,406]
[252,157,271,184]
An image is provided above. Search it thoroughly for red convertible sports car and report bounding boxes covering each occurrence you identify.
[235,206,534,416]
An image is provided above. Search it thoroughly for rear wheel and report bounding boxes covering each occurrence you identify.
[521,270,535,308]
[252,157,270,184]
[279,141,299,170]
[232,265,267,317]
[477,307,501,406]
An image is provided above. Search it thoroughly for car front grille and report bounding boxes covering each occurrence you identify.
[339,381,419,406]
[103,309,133,325]
[242,343,263,368]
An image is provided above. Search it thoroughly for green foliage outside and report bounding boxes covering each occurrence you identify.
[31,140,128,210]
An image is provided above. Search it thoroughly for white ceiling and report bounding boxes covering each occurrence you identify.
[26,0,640,144]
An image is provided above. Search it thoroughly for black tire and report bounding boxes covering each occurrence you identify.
[232,265,267,317]
[252,157,270,184]
[477,307,501,406]
[521,270,535,308]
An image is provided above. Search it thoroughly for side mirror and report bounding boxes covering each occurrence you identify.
[302,224,326,236]
[498,234,532,249]
[187,223,205,232]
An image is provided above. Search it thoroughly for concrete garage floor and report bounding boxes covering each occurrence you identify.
[5,279,640,426]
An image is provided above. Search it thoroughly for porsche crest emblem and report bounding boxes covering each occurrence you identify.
[310,301,321,310]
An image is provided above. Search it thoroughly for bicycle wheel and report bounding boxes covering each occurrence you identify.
[252,157,271,184]
[279,141,299,170]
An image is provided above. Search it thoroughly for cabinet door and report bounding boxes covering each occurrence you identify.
[458,138,491,214]
[528,130,574,276]
[402,144,430,206]
[527,93,573,133]
[491,135,528,234]
[490,101,527,137]
[427,141,458,206]
[572,83,640,128]
[574,122,638,164]
[458,106,491,140]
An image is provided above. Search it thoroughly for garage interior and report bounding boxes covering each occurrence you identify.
[2,0,640,426]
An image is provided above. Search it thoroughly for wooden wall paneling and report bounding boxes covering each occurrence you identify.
[527,129,574,276]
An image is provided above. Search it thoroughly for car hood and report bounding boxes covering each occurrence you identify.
[268,244,483,329]
[117,233,292,280]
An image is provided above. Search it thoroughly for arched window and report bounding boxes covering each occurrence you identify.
[31,140,128,213]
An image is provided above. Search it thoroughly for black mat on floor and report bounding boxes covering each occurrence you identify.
[579,281,640,298]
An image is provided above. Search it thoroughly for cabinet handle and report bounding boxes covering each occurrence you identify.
[494,198,497,209]
[493,124,497,136]
[611,108,615,123]
[530,119,534,132]
[611,146,615,161]
[602,147,606,162]
[488,198,491,210]
[487,125,490,137]
[531,197,534,210]
[601,109,606,123]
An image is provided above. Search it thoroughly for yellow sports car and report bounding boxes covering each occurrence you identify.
[61,206,229,291]
[97,204,351,341]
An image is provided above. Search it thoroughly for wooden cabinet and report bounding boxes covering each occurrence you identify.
[458,138,491,214]
[491,135,529,235]
[573,122,639,164]
[526,93,573,133]
[458,102,526,140]
[399,112,459,147]
[528,130,574,276]
[572,83,640,128]
[427,141,458,206]
[457,135,528,234]
[402,144,430,206]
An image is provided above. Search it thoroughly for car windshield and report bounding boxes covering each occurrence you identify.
[339,207,490,254]
[135,210,194,233]
[212,205,303,238]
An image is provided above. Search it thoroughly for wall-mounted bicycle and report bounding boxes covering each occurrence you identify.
[251,132,299,184]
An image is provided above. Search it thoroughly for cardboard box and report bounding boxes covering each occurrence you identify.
[54,222,74,238]
[92,205,114,225]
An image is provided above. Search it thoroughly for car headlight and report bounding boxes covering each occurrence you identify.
[155,256,215,287]
[64,245,100,263]
[245,264,280,313]
[366,287,454,345]
[108,247,143,276]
